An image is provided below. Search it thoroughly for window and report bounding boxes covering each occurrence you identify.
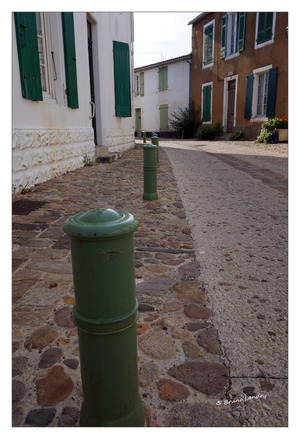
[113,41,131,117]
[158,67,168,91]
[255,12,276,48]
[244,66,278,120]
[256,72,269,116]
[202,82,213,122]
[160,104,168,131]
[221,13,246,59]
[203,20,214,67]
[36,13,55,98]
[14,12,78,106]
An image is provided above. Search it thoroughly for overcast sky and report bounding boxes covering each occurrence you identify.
[133,12,200,68]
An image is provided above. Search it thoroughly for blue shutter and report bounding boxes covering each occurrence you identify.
[244,74,253,119]
[257,13,274,44]
[14,12,43,101]
[266,67,278,118]
[62,13,79,108]
[238,13,246,52]
[113,41,131,117]
[220,14,227,59]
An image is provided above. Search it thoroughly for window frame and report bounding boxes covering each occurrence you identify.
[36,12,55,100]
[251,65,272,122]
[202,19,215,68]
[255,12,276,49]
[201,81,213,123]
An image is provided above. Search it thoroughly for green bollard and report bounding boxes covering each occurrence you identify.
[151,134,159,168]
[143,131,146,143]
[63,208,144,427]
[143,142,158,200]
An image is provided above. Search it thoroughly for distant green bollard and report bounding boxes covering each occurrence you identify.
[143,142,158,200]
[151,134,159,167]
[143,131,146,143]
[63,208,144,427]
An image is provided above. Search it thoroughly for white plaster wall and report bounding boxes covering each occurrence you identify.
[90,12,135,152]
[12,12,95,193]
[134,59,190,133]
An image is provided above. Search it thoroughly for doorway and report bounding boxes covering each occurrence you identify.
[87,20,97,144]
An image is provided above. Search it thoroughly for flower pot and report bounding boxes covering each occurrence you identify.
[278,129,288,142]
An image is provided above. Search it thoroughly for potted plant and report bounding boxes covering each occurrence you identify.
[277,116,288,142]
[256,116,288,143]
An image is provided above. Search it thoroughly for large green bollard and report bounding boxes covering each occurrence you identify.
[143,142,158,200]
[63,208,144,427]
[151,133,159,168]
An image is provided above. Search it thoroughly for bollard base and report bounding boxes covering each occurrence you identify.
[143,192,158,201]
[80,397,145,427]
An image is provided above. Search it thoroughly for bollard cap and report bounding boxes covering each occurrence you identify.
[63,208,139,240]
[142,142,157,149]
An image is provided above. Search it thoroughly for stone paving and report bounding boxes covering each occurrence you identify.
[12,140,288,427]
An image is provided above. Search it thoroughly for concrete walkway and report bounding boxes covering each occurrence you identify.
[12,140,288,427]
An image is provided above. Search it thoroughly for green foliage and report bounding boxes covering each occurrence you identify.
[169,103,200,138]
[256,116,288,143]
[230,130,244,140]
[196,123,222,140]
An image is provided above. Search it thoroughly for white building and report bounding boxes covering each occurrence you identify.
[12,12,135,193]
[134,54,191,136]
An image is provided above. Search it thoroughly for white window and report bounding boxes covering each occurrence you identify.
[228,13,238,56]
[36,12,55,99]
[202,19,215,68]
[255,12,276,49]
[251,65,272,121]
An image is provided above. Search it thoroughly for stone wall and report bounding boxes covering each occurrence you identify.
[12,128,95,193]
[104,128,135,152]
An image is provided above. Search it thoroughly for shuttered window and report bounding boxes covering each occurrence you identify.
[220,14,227,59]
[244,67,278,119]
[62,13,79,108]
[160,105,168,131]
[140,72,144,96]
[202,84,212,122]
[203,23,214,66]
[113,41,132,117]
[256,13,274,45]
[158,67,168,91]
[14,12,43,101]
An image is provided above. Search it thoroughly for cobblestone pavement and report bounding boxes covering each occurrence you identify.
[12,140,288,427]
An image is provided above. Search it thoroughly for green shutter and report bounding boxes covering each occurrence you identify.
[158,67,168,91]
[62,13,78,108]
[244,73,253,119]
[220,14,227,59]
[14,12,43,101]
[113,41,131,117]
[160,105,168,131]
[257,12,274,45]
[204,24,213,65]
[238,12,246,52]
[202,85,211,122]
[140,72,144,96]
[266,67,278,118]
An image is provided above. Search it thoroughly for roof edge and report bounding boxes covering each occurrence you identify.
[188,12,211,25]
[134,53,191,72]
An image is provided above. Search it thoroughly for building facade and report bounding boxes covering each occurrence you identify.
[189,12,288,139]
[134,54,191,136]
[12,12,135,193]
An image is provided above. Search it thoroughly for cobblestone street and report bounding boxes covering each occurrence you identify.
[12,140,288,427]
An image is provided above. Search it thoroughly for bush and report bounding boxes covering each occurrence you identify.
[196,123,221,140]
[230,130,244,140]
[169,103,200,138]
